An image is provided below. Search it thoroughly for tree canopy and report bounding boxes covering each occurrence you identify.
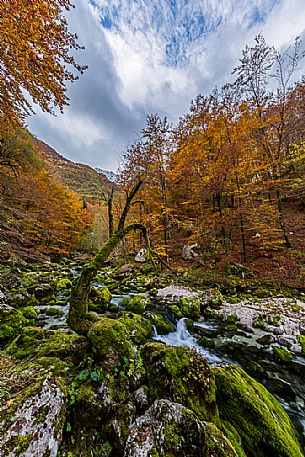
[0,0,86,132]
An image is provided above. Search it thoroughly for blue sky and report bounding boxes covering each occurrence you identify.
[28,0,305,171]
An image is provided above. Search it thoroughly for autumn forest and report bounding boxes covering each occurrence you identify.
[1,7,305,288]
[2,2,305,457]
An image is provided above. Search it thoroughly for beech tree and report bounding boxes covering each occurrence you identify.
[0,0,86,131]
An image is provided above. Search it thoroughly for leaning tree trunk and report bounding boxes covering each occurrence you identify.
[68,223,151,335]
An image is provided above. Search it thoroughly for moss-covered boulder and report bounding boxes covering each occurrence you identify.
[89,286,112,311]
[88,318,132,371]
[169,304,183,318]
[142,342,217,422]
[0,305,25,346]
[56,277,72,295]
[124,399,238,457]
[118,312,153,344]
[179,297,201,319]
[122,295,150,314]
[145,312,176,335]
[6,326,88,366]
[27,282,55,303]
[204,288,224,309]
[21,306,38,324]
[214,365,303,457]
[273,346,293,361]
[42,306,64,317]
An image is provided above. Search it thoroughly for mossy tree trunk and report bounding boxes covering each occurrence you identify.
[68,179,152,335]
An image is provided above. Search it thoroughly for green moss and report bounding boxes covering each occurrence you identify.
[292,304,301,312]
[6,326,85,362]
[254,288,273,298]
[56,278,72,291]
[199,335,215,349]
[204,422,239,456]
[0,353,64,438]
[0,325,16,345]
[298,334,305,355]
[273,346,293,361]
[225,296,241,304]
[21,306,38,323]
[142,342,218,423]
[267,315,281,326]
[179,297,201,319]
[214,365,303,457]
[226,262,253,279]
[87,318,132,371]
[253,315,266,330]
[4,433,34,454]
[145,312,176,335]
[122,295,150,314]
[226,324,238,332]
[0,307,25,346]
[90,286,112,307]
[42,307,64,317]
[227,313,238,323]
[118,312,152,344]
[221,421,247,457]
[206,289,224,309]
[169,304,183,318]
[76,383,96,404]
[38,356,73,374]
[203,308,221,319]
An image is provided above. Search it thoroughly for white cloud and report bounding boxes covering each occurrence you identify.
[28,0,305,171]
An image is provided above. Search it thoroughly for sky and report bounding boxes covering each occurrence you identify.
[27,0,305,171]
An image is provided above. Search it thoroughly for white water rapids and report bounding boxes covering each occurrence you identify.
[153,318,222,364]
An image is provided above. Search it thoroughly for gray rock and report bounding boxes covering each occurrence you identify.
[156,285,199,303]
[119,265,132,275]
[278,338,292,348]
[182,244,199,261]
[257,334,275,345]
[124,399,237,457]
[135,249,147,263]
[133,387,148,410]
[0,380,65,457]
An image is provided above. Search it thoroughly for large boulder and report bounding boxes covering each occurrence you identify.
[124,399,238,457]
[118,312,153,344]
[89,286,112,311]
[6,326,87,364]
[88,317,132,371]
[142,342,217,422]
[0,379,65,457]
[0,352,67,457]
[214,365,303,457]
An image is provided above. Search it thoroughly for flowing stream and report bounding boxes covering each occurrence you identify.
[153,318,222,364]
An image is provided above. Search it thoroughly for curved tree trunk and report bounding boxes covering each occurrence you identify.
[68,223,151,334]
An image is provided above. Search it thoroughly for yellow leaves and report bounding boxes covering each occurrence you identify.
[0,0,86,131]
[0,129,93,257]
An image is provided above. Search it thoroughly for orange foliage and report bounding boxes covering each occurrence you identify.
[0,130,93,259]
[0,0,86,131]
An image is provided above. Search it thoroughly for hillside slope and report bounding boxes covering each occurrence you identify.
[33,139,114,205]
[0,132,115,262]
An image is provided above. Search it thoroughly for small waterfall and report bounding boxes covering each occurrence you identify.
[153,318,221,364]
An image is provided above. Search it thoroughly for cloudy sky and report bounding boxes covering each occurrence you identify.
[27,0,305,171]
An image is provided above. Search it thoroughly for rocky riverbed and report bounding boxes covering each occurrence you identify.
[1,260,305,456]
